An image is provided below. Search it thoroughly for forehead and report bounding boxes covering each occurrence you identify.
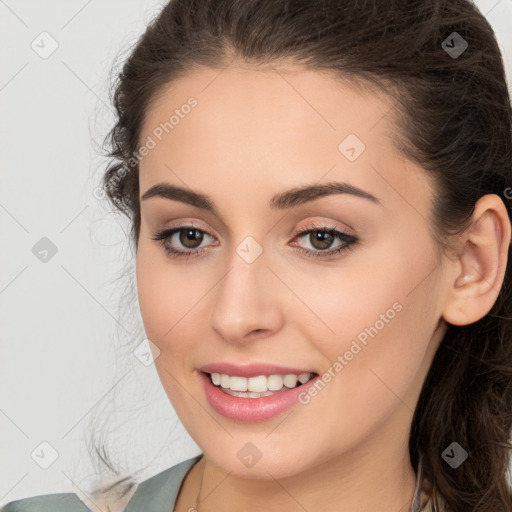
[137,63,432,219]
[140,62,395,149]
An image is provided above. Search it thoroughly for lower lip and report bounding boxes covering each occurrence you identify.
[199,371,320,422]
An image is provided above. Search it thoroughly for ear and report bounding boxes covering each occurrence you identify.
[442,194,511,326]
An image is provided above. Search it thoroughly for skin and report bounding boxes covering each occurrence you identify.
[134,61,511,512]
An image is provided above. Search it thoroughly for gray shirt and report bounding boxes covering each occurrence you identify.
[1,454,436,511]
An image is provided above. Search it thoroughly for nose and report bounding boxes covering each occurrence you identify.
[209,250,284,344]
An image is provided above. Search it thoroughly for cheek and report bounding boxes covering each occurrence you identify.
[136,244,201,353]
[136,247,204,413]
[289,227,440,400]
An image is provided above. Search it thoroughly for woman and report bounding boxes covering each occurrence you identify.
[3,0,512,511]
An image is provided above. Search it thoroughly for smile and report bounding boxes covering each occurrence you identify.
[209,372,315,397]
[199,370,320,422]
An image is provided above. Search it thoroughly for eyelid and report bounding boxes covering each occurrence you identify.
[157,218,354,242]
[295,220,355,237]
[152,218,359,261]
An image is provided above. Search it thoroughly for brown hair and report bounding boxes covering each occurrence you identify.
[97,0,512,510]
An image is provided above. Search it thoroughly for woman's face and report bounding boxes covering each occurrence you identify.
[136,62,449,478]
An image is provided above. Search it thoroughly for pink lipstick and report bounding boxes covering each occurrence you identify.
[198,363,320,422]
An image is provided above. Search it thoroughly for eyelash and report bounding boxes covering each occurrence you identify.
[151,222,359,260]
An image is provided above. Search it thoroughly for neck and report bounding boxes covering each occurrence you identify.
[183,433,421,512]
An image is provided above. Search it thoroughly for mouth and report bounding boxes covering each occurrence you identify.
[202,371,319,398]
[199,369,321,422]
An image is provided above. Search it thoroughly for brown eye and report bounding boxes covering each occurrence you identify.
[179,228,205,249]
[292,223,359,259]
[307,230,335,250]
[151,225,216,259]
[151,223,359,260]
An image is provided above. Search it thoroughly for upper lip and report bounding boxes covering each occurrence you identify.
[199,362,317,378]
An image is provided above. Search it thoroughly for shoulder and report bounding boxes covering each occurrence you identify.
[1,455,203,512]
[122,454,203,512]
[1,492,92,512]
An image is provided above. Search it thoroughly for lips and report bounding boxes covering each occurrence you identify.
[198,366,321,422]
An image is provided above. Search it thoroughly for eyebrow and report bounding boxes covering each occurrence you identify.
[140,181,381,213]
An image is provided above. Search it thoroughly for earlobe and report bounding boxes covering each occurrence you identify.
[442,194,511,327]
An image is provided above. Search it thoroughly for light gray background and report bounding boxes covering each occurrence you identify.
[1,0,511,509]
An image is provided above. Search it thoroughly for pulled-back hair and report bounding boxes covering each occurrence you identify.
[97,1,512,510]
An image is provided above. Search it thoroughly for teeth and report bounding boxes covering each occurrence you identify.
[229,376,248,392]
[267,375,283,391]
[248,375,267,392]
[210,372,313,393]
[298,373,311,384]
[283,374,298,388]
[220,374,230,388]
